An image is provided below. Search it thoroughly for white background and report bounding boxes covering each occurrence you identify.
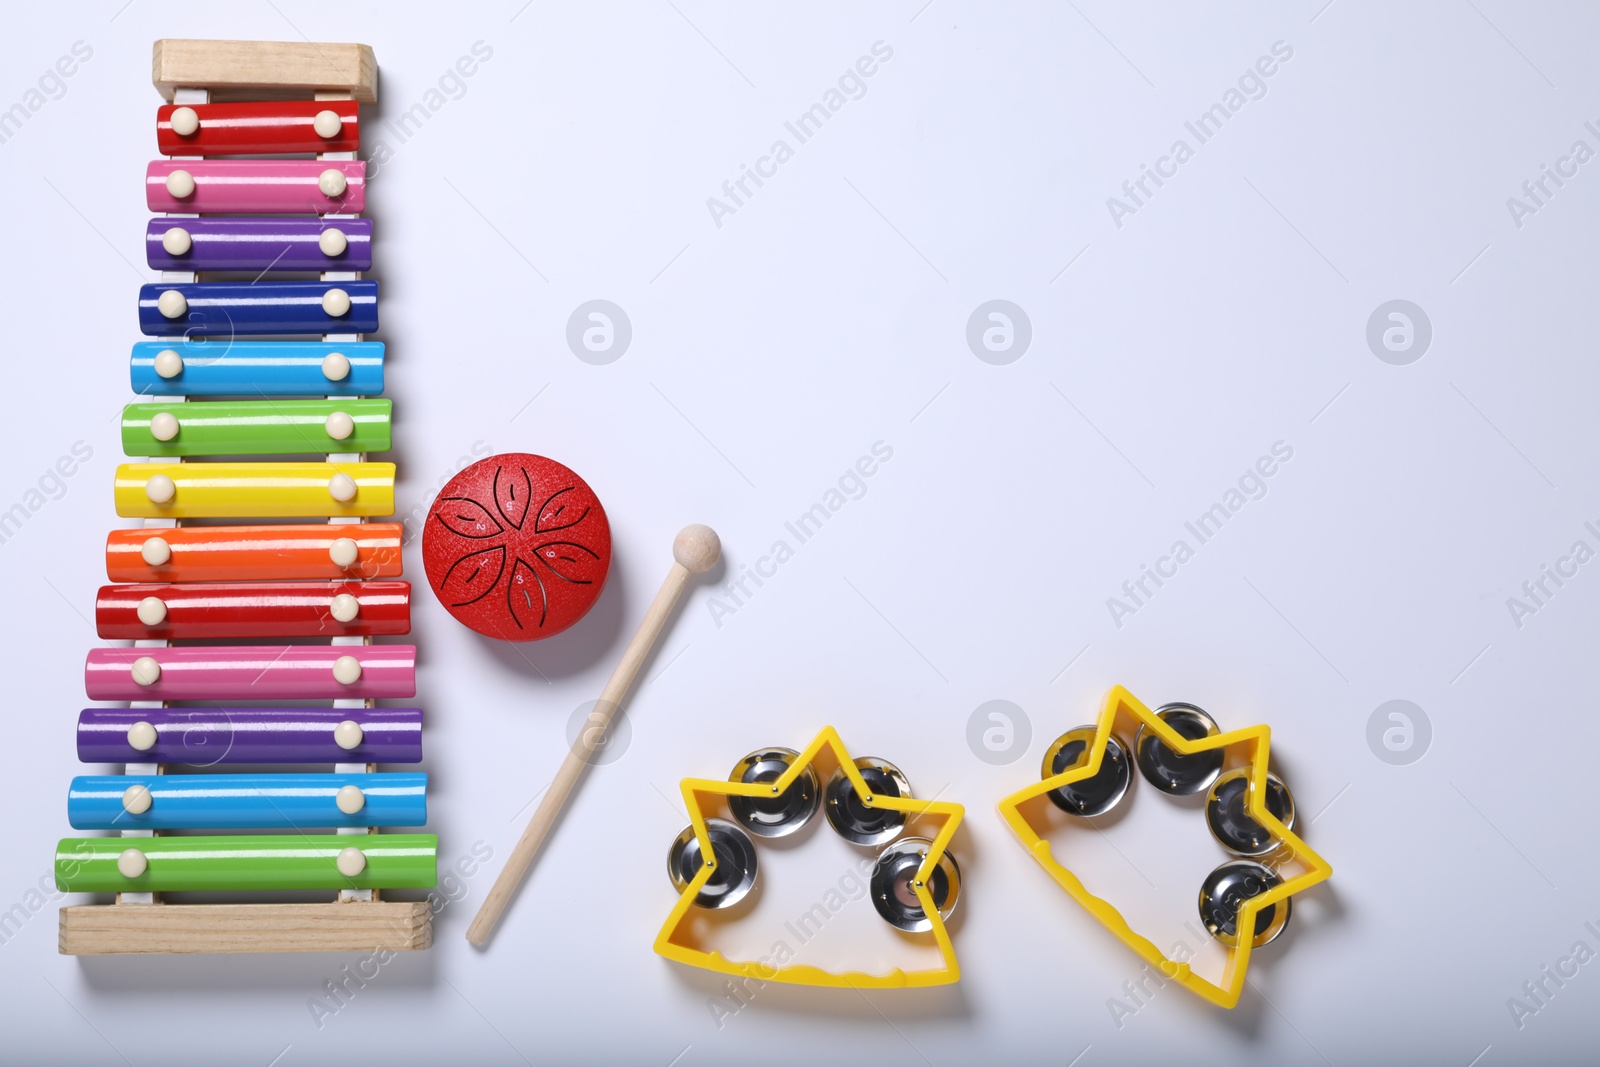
[3,2,1598,1064]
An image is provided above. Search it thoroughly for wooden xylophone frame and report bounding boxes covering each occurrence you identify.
[58,40,434,956]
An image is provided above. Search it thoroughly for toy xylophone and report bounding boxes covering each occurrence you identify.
[55,39,439,955]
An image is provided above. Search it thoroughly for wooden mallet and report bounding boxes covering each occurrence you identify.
[467,523,721,946]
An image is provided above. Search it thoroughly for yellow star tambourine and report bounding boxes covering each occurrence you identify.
[653,726,965,988]
[996,685,1332,1009]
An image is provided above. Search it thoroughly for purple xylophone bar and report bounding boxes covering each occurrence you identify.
[77,708,423,764]
[146,217,374,272]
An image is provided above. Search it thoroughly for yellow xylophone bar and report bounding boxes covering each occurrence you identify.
[115,462,395,519]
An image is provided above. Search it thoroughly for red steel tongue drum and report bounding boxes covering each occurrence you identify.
[56,40,442,955]
[422,454,613,641]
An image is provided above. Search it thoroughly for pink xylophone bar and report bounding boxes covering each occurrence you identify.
[85,645,417,701]
[145,159,366,214]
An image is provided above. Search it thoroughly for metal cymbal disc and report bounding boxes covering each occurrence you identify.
[668,818,758,909]
[870,837,960,933]
[1042,726,1132,817]
[1198,859,1291,948]
[1205,768,1295,857]
[1135,702,1224,796]
[728,746,820,839]
[824,757,911,846]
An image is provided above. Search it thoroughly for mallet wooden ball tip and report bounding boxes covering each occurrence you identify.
[673,524,721,574]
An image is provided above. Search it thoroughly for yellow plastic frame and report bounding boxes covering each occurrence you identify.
[653,726,965,988]
[996,685,1332,1009]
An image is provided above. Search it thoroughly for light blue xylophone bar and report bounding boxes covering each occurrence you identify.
[67,772,427,830]
[131,341,385,398]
